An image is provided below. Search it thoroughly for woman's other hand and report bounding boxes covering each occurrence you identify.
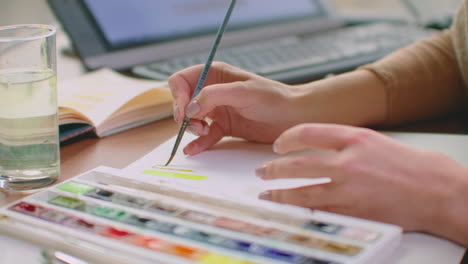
[257,123,468,246]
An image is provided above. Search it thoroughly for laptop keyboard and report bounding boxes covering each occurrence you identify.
[134,23,435,83]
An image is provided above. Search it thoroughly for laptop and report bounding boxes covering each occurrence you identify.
[48,0,435,83]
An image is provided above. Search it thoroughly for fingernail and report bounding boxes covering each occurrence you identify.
[187,124,199,136]
[186,100,200,118]
[259,191,272,201]
[273,140,280,153]
[173,106,179,122]
[255,165,267,179]
[201,124,210,136]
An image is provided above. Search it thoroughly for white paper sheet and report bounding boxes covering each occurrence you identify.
[123,134,331,201]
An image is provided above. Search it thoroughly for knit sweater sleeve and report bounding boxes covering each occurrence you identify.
[360,27,466,125]
[452,0,468,100]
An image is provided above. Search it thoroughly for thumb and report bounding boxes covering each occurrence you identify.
[185,81,249,119]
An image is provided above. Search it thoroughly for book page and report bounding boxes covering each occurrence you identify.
[58,68,168,128]
[96,89,173,136]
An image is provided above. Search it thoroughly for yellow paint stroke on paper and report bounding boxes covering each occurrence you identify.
[153,165,196,173]
[143,170,207,181]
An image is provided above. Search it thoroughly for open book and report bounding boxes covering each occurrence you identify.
[58,69,173,143]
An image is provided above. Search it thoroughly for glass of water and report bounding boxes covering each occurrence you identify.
[0,24,59,190]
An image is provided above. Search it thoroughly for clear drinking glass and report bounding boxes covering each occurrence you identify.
[0,24,60,190]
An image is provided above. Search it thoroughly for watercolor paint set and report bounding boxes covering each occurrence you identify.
[0,167,401,264]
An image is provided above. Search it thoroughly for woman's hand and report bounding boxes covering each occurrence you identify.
[169,62,306,155]
[256,123,468,246]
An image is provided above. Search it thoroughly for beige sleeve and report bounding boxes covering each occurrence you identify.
[361,30,466,125]
[452,0,468,97]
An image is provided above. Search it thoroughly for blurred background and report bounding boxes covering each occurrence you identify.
[1,0,55,25]
[0,0,462,27]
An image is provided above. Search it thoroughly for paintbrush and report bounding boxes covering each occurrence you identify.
[165,0,237,166]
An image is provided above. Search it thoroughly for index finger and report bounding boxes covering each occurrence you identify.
[169,62,235,121]
[168,64,203,111]
[168,62,233,102]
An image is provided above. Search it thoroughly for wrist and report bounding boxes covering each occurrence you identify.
[427,164,468,246]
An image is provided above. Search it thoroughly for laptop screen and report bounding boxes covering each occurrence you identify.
[48,0,338,72]
[83,0,322,49]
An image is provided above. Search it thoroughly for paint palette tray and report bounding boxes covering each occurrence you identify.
[0,167,401,264]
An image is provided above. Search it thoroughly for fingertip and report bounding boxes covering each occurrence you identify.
[183,122,224,156]
[173,105,180,123]
[259,191,272,201]
[183,142,199,156]
[183,138,211,156]
[200,122,210,136]
[186,100,201,118]
[273,140,281,153]
[262,189,285,205]
[255,165,267,179]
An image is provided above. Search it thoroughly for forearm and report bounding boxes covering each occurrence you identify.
[291,69,387,126]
